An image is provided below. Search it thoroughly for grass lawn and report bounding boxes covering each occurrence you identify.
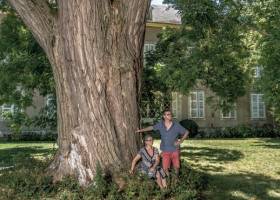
[0,139,280,200]
[0,141,56,169]
[180,138,280,200]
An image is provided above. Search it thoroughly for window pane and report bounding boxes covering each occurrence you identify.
[198,110,204,118]
[259,110,265,118]
[190,93,196,101]
[191,110,197,118]
[191,102,197,108]
[224,112,230,118]
[198,92,204,101]
[252,95,257,102]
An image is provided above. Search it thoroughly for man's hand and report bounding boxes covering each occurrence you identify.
[135,129,141,133]
[175,139,181,146]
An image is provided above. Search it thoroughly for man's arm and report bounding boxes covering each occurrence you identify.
[135,126,153,133]
[180,130,189,142]
[176,129,189,145]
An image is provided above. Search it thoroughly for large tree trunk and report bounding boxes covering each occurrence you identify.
[8,0,150,185]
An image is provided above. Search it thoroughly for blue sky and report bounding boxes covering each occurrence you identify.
[152,0,163,5]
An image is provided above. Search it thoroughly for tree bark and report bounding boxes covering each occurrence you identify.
[8,0,150,185]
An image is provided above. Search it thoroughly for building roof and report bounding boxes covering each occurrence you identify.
[148,5,181,25]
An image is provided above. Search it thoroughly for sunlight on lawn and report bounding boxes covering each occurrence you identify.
[180,138,280,200]
[0,142,57,166]
[230,190,255,200]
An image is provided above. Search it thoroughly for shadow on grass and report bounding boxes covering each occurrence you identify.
[253,138,280,149]
[0,146,55,168]
[206,172,280,200]
[180,140,280,200]
[180,146,244,163]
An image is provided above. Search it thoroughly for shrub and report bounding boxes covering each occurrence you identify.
[19,131,57,141]
[197,124,280,138]
[3,130,58,141]
[0,156,208,200]
[179,119,199,138]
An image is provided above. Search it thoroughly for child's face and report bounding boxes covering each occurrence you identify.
[145,137,153,145]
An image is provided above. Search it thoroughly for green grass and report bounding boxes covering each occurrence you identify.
[179,138,280,200]
[0,139,280,199]
[0,141,56,168]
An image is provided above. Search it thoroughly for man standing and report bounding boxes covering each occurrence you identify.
[136,109,189,176]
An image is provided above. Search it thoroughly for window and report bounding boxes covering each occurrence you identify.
[221,110,236,119]
[144,43,156,54]
[253,66,262,78]
[189,91,205,118]
[0,104,15,120]
[250,94,265,119]
[172,92,182,119]
[143,43,156,65]
[46,95,55,106]
[1,104,15,113]
[221,109,236,119]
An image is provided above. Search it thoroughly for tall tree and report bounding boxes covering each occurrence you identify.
[0,7,55,130]
[256,0,280,122]
[5,0,150,185]
[155,0,250,111]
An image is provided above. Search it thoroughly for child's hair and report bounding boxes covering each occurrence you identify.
[143,134,153,143]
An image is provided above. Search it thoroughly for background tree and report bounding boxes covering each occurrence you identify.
[150,0,252,112]
[0,4,56,131]
[140,50,171,122]
[255,0,280,123]
[4,0,150,186]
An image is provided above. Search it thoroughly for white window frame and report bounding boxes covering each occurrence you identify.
[46,95,55,106]
[144,43,156,54]
[143,43,156,65]
[221,106,237,119]
[253,66,262,78]
[250,93,266,119]
[1,104,15,113]
[0,104,15,120]
[189,91,205,119]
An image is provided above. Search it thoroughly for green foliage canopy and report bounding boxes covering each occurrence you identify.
[0,6,56,129]
[148,0,252,112]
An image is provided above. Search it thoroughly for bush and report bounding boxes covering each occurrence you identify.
[197,124,280,138]
[0,156,208,200]
[1,130,58,141]
[19,131,57,141]
[179,119,199,138]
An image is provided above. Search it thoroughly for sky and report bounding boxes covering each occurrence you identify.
[152,0,163,5]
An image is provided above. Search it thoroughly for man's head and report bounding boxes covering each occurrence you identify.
[162,108,173,122]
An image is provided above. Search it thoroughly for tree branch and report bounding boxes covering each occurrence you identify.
[7,0,57,58]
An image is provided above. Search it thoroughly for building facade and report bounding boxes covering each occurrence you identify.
[171,80,273,128]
